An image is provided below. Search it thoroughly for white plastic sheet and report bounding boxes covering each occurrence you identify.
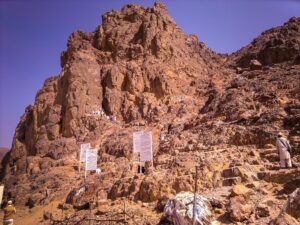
[164,192,212,225]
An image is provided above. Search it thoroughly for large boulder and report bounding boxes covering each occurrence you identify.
[282,188,300,220]
[250,59,262,70]
[138,175,172,202]
[228,195,253,222]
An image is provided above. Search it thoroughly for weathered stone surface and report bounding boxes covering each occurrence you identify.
[255,203,270,218]
[250,59,262,70]
[229,195,253,222]
[282,188,300,220]
[138,175,172,202]
[263,168,300,184]
[1,2,300,225]
[172,176,194,193]
[271,213,300,225]
[231,184,253,199]
[232,17,300,67]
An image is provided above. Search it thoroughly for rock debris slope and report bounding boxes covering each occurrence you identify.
[1,3,300,225]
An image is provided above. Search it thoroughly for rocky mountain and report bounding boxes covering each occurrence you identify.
[1,3,300,225]
[231,16,300,67]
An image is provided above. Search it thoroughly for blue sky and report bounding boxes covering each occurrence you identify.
[0,0,299,148]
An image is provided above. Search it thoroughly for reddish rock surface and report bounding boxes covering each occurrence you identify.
[1,2,300,224]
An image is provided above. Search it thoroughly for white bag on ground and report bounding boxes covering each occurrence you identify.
[164,192,212,225]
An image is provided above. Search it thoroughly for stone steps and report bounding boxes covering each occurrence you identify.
[263,153,279,163]
[259,148,277,156]
[257,168,300,184]
[259,148,280,164]
[264,163,281,171]
[221,166,244,186]
[222,167,243,178]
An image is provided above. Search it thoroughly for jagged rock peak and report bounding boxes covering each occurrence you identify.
[61,1,220,67]
[93,1,190,60]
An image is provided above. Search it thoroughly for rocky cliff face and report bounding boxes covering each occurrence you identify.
[7,2,227,175]
[2,3,300,225]
[231,16,300,67]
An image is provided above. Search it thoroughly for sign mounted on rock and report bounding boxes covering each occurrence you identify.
[79,143,98,179]
[85,148,98,171]
[140,132,153,162]
[133,131,143,153]
[80,143,90,162]
[133,131,153,162]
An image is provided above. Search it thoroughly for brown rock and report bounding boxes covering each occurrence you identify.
[282,188,300,220]
[222,167,242,178]
[138,176,171,202]
[172,176,194,193]
[263,168,300,184]
[255,203,270,218]
[271,213,300,225]
[222,177,242,186]
[229,195,253,222]
[250,59,262,70]
[231,184,253,200]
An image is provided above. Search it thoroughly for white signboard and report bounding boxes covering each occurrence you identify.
[80,143,90,162]
[133,132,143,153]
[0,186,4,205]
[86,148,98,171]
[139,132,153,162]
